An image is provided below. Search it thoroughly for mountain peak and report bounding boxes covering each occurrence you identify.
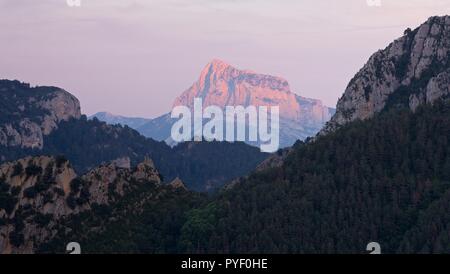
[0,80,81,150]
[175,60,293,109]
[170,60,334,147]
[207,58,232,69]
[321,15,450,135]
[169,177,187,190]
[199,59,236,81]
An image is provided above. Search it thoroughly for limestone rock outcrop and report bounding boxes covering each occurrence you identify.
[322,16,450,134]
[0,80,81,149]
[0,156,161,254]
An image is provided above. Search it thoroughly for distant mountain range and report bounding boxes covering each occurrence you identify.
[89,112,151,130]
[91,60,335,148]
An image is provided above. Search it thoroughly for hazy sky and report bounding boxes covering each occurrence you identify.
[1,0,449,117]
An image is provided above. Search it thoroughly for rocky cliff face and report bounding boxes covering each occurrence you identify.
[0,80,81,150]
[322,16,450,134]
[174,59,333,124]
[141,59,334,147]
[0,156,161,254]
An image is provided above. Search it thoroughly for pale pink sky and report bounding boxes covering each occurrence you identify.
[0,0,449,117]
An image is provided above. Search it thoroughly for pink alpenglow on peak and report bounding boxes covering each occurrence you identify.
[174,60,292,116]
[133,60,335,148]
[170,59,335,147]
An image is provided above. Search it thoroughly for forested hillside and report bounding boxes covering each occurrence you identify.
[202,101,450,253]
[38,100,450,254]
